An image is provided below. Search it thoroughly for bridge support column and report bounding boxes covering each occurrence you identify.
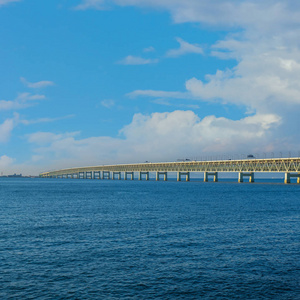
[112,172,121,180]
[93,171,100,179]
[156,172,167,181]
[238,172,254,183]
[139,172,149,180]
[177,172,190,181]
[204,172,218,182]
[124,172,134,180]
[285,172,300,184]
[103,171,110,180]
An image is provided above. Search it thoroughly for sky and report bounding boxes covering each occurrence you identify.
[1,0,300,175]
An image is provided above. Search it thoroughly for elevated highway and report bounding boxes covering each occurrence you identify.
[40,157,300,183]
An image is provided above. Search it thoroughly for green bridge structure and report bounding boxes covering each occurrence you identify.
[40,157,300,184]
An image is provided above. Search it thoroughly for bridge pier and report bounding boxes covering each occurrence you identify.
[102,171,110,180]
[238,172,254,183]
[177,172,190,181]
[139,172,149,180]
[285,172,300,184]
[156,172,167,181]
[93,171,101,179]
[204,172,218,182]
[124,172,134,180]
[112,172,121,180]
[86,171,93,179]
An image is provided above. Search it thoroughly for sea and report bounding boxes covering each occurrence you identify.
[0,177,299,299]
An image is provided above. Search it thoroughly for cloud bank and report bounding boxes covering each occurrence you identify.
[26,110,281,173]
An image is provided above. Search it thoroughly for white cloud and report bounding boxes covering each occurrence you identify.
[27,131,80,146]
[0,93,46,111]
[0,155,15,168]
[28,110,282,172]
[0,0,20,6]
[20,77,55,89]
[166,37,203,58]
[74,0,106,10]
[151,98,200,109]
[100,99,115,108]
[20,115,75,125]
[128,89,186,99]
[117,55,159,65]
[0,114,19,143]
[143,46,155,53]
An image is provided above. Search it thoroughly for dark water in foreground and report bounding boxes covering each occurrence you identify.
[0,178,299,299]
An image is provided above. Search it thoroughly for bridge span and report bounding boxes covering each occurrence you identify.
[40,157,300,184]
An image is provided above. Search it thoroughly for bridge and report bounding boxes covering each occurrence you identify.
[40,157,300,183]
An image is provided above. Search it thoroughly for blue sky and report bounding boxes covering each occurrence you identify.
[1,0,300,175]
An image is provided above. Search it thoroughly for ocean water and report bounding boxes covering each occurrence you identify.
[0,178,299,299]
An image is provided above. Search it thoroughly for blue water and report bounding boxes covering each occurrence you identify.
[0,178,299,299]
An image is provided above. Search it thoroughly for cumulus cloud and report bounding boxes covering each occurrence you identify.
[0,93,46,111]
[28,110,282,171]
[117,55,159,65]
[20,77,55,89]
[74,1,300,31]
[166,37,203,58]
[0,155,15,168]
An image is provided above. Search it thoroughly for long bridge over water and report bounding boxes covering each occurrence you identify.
[40,157,300,184]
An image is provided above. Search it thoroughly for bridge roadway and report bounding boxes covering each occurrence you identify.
[40,157,300,183]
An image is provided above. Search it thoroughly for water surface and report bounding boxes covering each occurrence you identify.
[1,178,299,299]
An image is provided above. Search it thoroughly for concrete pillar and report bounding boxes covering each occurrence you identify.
[124,172,134,180]
[214,172,218,182]
[177,172,189,181]
[146,172,149,181]
[186,172,190,181]
[285,173,291,184]
[139,172,142,180]
[102,171,110,179]
[239,172,254,183]
[284,172,300,184]
[238,172,243,183]
[113,172,121,180]
[249,172,254,183]
[156,172,168,181]
[204,172,218,182]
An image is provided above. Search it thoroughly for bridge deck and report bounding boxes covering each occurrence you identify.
[40,157,300,177]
